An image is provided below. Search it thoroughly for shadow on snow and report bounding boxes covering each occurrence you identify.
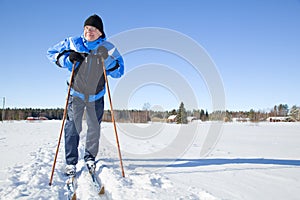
[118,158,300,169]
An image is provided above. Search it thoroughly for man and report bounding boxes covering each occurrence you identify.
[47,14,124,176]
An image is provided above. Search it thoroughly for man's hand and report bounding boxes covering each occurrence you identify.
[69,52,86,63]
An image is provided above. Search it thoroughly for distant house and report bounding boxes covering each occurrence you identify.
[167,115,177,123]
[26,116,48,121]
[187,116,197,123]
[266,117,295,122]
[232,117,250,122]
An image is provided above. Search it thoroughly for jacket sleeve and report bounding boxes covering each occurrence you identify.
[47,38,74,71]
[103,42,124,78]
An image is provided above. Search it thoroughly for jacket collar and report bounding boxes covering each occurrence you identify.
[82,35,106,50]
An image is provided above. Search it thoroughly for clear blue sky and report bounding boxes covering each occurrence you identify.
[0,0,299,112]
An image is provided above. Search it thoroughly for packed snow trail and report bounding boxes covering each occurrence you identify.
[0,121,212,200]
[0,139,207,199]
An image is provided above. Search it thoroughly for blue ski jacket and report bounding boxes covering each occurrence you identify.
[47,35,124,102]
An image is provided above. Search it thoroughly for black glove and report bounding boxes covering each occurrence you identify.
[69,52,85,64]
[98,46,109,59]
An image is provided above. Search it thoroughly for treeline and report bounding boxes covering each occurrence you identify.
[210,104,300,122]
[1,103,299,122]
[0,108,64,121]
[0,106,208,123]
[0,108,154,122]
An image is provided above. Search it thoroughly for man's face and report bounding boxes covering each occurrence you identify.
[84,25,102,41]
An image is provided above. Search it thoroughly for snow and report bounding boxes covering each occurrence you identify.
[0,120,299,199]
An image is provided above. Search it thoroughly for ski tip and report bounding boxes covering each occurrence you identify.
[72,193,77,200]
[99,186,105,195]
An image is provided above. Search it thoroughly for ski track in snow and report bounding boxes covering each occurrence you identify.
[0,121,211,200]
[0,144,206,200]
[1,121,300,199]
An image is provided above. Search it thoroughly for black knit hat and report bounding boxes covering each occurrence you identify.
[84,14,105,37]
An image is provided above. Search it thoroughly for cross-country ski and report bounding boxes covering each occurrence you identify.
[66,176,77,200]
[88,169,105,195]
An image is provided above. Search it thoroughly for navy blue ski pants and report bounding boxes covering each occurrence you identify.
[64,96,104,165]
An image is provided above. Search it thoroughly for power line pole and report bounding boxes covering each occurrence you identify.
[2,97,5,122]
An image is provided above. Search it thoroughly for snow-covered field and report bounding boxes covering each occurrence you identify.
[0,120,299,199]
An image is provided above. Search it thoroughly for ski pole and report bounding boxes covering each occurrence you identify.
[49,62,77,186]
[101,57,125,177]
